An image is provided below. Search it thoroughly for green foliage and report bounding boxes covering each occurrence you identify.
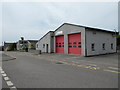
[117,35,120,47]
[24,44,28,48]
[116,35,120,38]
[31,44,35,49]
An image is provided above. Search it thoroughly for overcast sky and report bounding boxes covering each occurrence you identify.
[1,2,118,45]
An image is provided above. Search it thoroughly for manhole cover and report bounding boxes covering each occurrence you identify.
[56,62,63,64]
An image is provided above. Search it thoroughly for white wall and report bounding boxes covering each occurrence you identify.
[36,32,54,53]
[86,29,116,56]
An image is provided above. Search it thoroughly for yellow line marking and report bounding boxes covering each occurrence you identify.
[103,69,120,74]
[12,52,120,74]
[48,59,100,70]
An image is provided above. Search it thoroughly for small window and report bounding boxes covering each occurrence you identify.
[62,45,64,47]
[69,46,72,47]
[36,44,38,48]
[43,44,45,48]
[59,45,61,47]
[59,43,61,44]
[102,43,105,50]
[91,43,95,51]
[24,41,28,44]
[78,42,81,44]
[73,46,76,48]
[68,43,72,44]
[56,45,58,47]
[62,42,64,44]
[73,42,77,44]
[78,45,81,48]
[56,43,58,44]
[111,43,113,49]
[93,32,96,34]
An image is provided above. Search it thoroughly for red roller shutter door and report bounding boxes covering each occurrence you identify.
[56,35,64,53]
[68,33,82,55]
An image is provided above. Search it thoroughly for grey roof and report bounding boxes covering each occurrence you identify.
[27,40,38,43]
[18,40,38,43]
[38,23,118,42]
[55,23,118,33]
[4,42,16,44]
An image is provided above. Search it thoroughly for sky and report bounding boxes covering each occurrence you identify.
[0,1,119,46]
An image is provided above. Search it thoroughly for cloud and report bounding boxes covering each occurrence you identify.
[2,2,118,45]
[0,2,2,45]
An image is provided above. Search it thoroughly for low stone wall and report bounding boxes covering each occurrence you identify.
[28,50,41,54]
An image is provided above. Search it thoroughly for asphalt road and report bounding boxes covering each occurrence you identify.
[2,53,16,61]
[1,51,119,88]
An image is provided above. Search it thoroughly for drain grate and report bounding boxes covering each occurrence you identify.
[56,62,63,64]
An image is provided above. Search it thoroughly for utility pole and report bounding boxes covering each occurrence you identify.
[114,29,116,37]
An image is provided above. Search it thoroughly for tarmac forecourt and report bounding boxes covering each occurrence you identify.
[16,52,120,74]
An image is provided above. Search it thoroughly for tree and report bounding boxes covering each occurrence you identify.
[117,35,120,49]
[21,37,24,41]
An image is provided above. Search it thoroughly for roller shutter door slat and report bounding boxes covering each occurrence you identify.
[56,35,64,53]
[68,33,81,55]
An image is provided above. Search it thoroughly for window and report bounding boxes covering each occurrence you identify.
[59,43,61,44]
[68,43,72,44]
[59,45,61,47]
[62,45,64,47]
[24,41,28,44]
[73,42,77,44]
[91,43,95,51]
[102,43,105,50]
[62,42,64,44]
[36,44,38,48]
[43,44,45,48]
[56,43,58,44]
[69,46,72,47]
[78,45,81,48]
[78,42,81,44]
[111,43,113,49]
[73,46,76,48]
[93,32,96,35]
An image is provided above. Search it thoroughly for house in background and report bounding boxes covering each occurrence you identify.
[16,40,38,51]
[0,46,4,51]
[36,23,117,56]
[4,42,17,51]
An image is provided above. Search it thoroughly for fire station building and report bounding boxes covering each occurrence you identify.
[36,23,116,56]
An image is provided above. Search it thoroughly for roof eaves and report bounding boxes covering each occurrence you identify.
[38,31,54,41]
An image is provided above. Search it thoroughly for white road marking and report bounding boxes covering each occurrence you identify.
[108,67,119,70]
[0,66,17,89]
[1,71,5,74]
[4,77,9,81]
[6,81,14,86]
[2,73,7,77]
[11,86,17,88]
